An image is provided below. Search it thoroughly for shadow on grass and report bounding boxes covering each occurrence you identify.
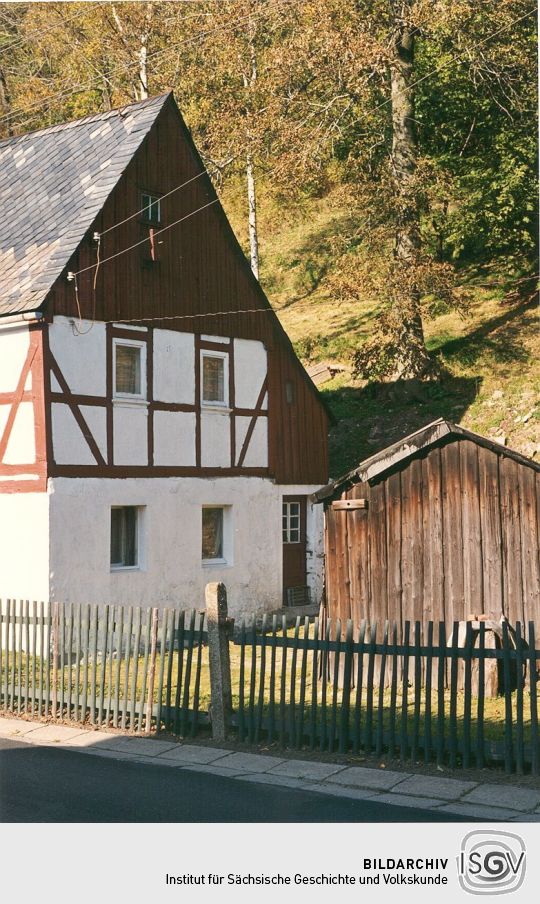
[322,373,480,478]
[430,295,537,366]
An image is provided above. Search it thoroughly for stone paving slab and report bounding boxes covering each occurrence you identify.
[182,763,257,779]
[390,775,477,801]
[327,766,408,791]
[214,752,286,772]
[0,718,44,736]
[76,747,146,762]
[461,784,540,812]
[267,759,345,781]
[20,724,87,743]
[375,793,446,811]
[93,736,180,756]
[438,802,525,821]
[155,745,231,765]
[309,784,380,802]
[237,773,324,792]
[62,730,121,748]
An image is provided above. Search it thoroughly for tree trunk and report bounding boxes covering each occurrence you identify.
[246,152,260,279]
[389,18,432,379]
[138,2,153,100]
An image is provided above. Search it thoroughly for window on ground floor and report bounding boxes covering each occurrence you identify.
[111,506,141,569]
[202,506,232,564]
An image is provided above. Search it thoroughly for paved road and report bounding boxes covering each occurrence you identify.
[0,738,471,822]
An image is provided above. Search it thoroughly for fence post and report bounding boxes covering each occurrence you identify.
[206,582,233,741]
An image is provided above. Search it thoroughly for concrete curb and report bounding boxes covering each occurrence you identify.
[1,716,538,822]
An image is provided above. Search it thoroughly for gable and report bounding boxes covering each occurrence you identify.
[0,94,171,317]
[41,96,328,483]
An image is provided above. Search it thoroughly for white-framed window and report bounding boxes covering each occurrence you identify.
[141,192,161,224]
[201,351,229,408]
[202,505,232,565]
[283,501,301,543]
[110,506,143,570]
[113,338,146,400]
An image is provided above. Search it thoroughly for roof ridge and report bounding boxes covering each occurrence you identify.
[0,92,172,149]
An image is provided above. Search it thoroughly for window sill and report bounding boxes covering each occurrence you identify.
[111,565,141,573]
[113,398,149,409]
[202,559,230,568]
[201,404,231,414]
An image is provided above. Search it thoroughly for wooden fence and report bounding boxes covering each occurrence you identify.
[0,600,208,735]
[229,614,540,775]
[2,592,540,776]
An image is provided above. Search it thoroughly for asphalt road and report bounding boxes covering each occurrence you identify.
[0,738,471,823]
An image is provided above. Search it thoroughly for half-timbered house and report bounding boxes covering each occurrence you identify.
[0,93,328,616]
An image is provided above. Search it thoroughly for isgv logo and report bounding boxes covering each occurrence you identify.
[458,831,526,895]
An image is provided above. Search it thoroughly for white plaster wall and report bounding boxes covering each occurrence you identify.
[236,416,268,468]
[48,477,285,617]
[49,318,106,396]
[0,492,50,601]
[153,410,196,466]
[3,401,35,464]
[0,326,30,393]
[113,404,148,465]
[153,330,195,404]
[201,411,230,468]
[234,338,267,409]
[52,404,96,465]
[47,477,326,616]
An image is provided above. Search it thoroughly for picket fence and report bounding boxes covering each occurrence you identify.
[1,594,540,775]
[0,601,207,735]
[229,614,540,775]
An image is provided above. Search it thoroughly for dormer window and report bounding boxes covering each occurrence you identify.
[141,192,161,224]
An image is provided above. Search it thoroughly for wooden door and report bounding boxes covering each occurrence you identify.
[282,495,307,604]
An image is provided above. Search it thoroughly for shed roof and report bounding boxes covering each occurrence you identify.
[0,92,171,317]
[313,417,540,503]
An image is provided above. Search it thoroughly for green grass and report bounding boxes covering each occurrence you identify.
[2,644,536,761]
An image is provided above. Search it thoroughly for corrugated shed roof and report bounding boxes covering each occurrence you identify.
[0,92,171,316]
[313,417,540,502]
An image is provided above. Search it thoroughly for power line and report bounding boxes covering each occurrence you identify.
[71,197,220,277]
[100,169,209,237]
[0,0,295,129]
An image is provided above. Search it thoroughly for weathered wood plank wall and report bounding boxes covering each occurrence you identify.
[324,438,540,629]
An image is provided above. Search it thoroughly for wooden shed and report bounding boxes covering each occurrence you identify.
[314,419,540,630]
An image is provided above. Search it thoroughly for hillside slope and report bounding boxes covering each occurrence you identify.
[224,187,539,479]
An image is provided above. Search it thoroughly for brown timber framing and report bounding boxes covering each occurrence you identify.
[39,324,273,479]
[318,420,540,631]
[0,323,48,493]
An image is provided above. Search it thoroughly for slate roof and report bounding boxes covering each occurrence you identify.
[0,92,171,317]
[313,417,540,502]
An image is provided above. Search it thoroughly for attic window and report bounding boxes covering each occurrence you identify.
[141,192,161,224]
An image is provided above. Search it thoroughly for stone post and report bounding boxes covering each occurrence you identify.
[205,582,233,741]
